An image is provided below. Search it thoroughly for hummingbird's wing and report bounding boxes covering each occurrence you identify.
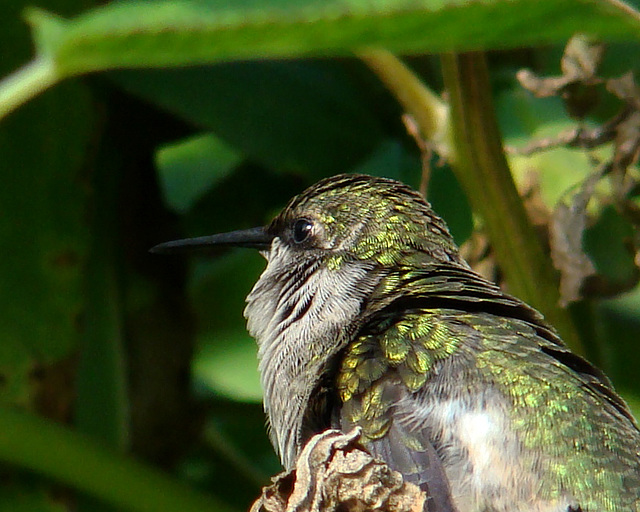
[373,263,635,423]
[343,381,459,512]
[336,264,640,511]
[336,299,461,511]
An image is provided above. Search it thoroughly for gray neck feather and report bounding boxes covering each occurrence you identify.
[244,239,379,468]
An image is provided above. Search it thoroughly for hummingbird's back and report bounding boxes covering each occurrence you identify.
[337,263,640,512]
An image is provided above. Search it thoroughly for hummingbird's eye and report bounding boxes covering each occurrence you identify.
[292,219,313,244]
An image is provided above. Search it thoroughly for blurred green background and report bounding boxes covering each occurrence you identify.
[1,0,640,511]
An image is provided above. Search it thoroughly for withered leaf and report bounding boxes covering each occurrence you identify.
[549,171,603,305]
[251,429,429,512]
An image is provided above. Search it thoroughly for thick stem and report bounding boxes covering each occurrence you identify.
[440,52,581,351]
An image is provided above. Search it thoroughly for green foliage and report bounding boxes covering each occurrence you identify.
[113,61,384,176]
[0,0,640,511]
[156,134,242,214]
[0,80,91,407]
[24,0,640,75]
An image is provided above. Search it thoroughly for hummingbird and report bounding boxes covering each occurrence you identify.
[152,174,640,512]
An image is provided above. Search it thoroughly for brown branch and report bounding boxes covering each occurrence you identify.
[401,113,434,198]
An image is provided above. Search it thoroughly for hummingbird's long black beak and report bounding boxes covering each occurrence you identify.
[150,226,274,254]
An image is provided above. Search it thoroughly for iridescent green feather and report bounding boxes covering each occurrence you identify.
[336,264,640,510]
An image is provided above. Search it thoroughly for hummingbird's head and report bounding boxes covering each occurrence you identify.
[265,174,462,269]
[151,173,461,269]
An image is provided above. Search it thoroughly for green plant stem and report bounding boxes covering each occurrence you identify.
[358,49,451,160]
[0,407,234,512]
[0,58,58,120]
[76,143,129,451]
[440,52,581,352]
[75,135,129,512]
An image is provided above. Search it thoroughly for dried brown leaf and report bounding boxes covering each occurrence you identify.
[517,35,604,118]
[549,170,605,305]
[515,69,573,98]
[251,429,428,512]
[560,35,605,83]
[607,72,640,110]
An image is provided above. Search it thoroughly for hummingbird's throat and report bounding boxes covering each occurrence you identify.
[244,239,380,467]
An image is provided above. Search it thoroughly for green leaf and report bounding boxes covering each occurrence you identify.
[28,10,67,59]
[189,250,265,402]
[193,330,262,403]
[183,165,303,238]
[156,133,242,213]
[4,0,640,119]
[115,60,383,176]
[27,0,640,77]
[0,81,92,407]
[189,250,266,331]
